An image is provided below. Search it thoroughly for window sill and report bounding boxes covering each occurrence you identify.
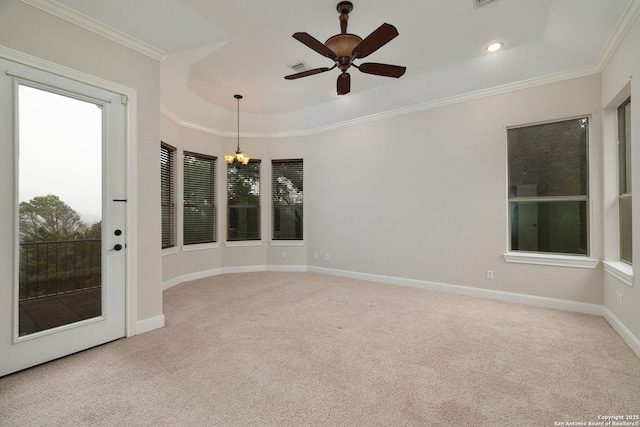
[182,242,219,252]
[269,240,305,247]
[503,252,599,269]
[225,240,263,248]
[603,261,633,287]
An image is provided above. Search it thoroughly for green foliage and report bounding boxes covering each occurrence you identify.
[508,118,588,197]
[82,221,102,239]
[19,194,87,242]
[272,161,303,240]
[227,164,260,204]
[18,195,101,300]
[227,163,261,240]
[508,118,589,255]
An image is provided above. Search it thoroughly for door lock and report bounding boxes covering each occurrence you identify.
[114,229,122,236]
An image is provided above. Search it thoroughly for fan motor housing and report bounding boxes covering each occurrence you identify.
[325,34,362,58]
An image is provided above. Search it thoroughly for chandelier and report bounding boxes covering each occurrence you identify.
[224,94,250,168]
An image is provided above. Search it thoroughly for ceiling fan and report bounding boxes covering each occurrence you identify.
[285,1,406,96]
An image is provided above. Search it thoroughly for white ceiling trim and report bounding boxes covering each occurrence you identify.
[161,106,226,137]
[162,65,600,139]
[20,0,168,62]
[595,0,640,70]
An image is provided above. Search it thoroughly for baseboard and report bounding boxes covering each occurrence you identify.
[221,265,268,275]
[162,265,308,290]
[163,268,223,290]
[307,266,603,316]
[136,314,165,335]
[267,265,309,273]
[603,307,640,358]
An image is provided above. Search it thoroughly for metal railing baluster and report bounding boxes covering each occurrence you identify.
[18,239,101,301]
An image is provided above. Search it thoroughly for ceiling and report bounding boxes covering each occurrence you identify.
[47,0,635,134]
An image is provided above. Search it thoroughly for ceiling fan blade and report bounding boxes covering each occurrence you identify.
[293,32,337,60]
[337,73,351,95]
[351,23,399,59]
[284,67,333,80]
[358,62,406,78]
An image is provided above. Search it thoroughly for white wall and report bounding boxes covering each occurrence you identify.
[304,75,603,304]
[0,0,163,328]
[601,12,640,343]
[162,74,605,306]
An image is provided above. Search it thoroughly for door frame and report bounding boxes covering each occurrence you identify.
[1,46,138,338]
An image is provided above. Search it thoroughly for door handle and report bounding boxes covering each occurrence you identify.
[109,244,123,252]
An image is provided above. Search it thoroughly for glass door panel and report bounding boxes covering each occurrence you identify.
[18,85,103,336]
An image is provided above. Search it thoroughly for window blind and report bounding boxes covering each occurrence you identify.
[183,151,217,245]
[227,160,261,241]
[160,142,176,249]
[618,97,632,264]
[272,159,303,240]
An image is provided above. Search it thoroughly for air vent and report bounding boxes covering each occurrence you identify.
[289,62,308,72]
[476,0,497,6]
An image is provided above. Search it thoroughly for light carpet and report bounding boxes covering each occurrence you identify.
[1,272,639,426]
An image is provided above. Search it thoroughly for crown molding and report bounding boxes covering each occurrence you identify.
[162,65,600,139]
[161,106,224,136]
[595,0,640,71]
[20,0,167,62]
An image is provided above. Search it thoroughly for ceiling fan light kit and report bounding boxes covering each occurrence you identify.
[285,1,406,96]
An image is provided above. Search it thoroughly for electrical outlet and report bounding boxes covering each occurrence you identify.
[281,251,286,258]
[616,291,623,307]
[620,292,623,307]
[325,254,330,261]
[314,252,318,259]
[486,270,494,279]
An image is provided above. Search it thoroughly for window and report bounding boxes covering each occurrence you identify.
[161,143,176,249]
[227,160,260,241]
[618,97,632,264]
[183,151,217,245]
[508,118,589,255]
[272,159,303,240]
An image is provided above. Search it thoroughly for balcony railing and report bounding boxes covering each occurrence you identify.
[19,239,101,301]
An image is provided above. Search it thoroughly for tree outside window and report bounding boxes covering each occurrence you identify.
[227,160,261,241]
[272,159,303,240]
[508,118,589,255]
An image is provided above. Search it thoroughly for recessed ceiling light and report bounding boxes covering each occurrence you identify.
[485,42,504,53]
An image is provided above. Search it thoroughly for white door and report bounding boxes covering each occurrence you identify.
[0,59,127,376]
